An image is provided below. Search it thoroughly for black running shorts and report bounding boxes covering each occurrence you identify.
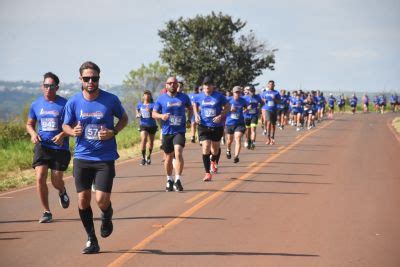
[198,125,224,142]
[73,158,115,193]
[225,124,246,135]
[265,110,277,125]
[244,117,258,128]
[162,133,186,154]
[139,125,158,135]
[32,144,71,171]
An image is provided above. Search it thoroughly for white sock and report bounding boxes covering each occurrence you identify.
[175,175,181,181]
[167,176,173,181]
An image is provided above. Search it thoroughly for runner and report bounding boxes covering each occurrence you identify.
[290,92,303,131]
[243,85,262,149]
[136,90,157,165]
[378,94,386,114]
[277,89,288,130]
[193,76,229,181]
[390,94,397,113]
[327,93,336,119]
[338,94,345,113]
[261,80,281,145]
[225,86,248,163]
[26,72,71,223]
[349,93,358,114]
[316,91,326,121]
[188,86,200,143]
[303,93,315,130]
[362,94,369,113]
[152,76,192,192]
[62,61,128,254]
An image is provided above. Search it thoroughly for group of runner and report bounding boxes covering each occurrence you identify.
[27,63,396,254]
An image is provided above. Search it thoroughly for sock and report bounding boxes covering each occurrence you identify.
[141,150,146,159]
[78,206,96,240]
[175,175,181,181]
[215,148,221,164]
[167,176,173,181]
[100,202,112,217]
[202,154,211,173]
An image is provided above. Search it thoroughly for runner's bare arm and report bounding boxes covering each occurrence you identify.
[26,118,41,144]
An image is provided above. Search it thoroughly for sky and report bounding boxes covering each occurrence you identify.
[1,0,399,92]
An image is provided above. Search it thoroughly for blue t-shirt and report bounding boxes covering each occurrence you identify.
[226,96,248,126]
[195,91,228,127]
[63,90,126,161]
[136,102,157,127]
[243,94,262,118]
[290,97,303,113]
[28,96,69,151]
[188,93,199,122]
[350,97,358,106]
[154,92,191,135]
[261,90,281,111]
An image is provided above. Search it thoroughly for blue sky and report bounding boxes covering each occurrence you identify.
[0,0,399,92]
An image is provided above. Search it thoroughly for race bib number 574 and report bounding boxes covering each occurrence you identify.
[84,124,105,140]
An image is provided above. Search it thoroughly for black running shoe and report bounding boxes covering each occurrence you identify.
[100,207,113,238]
[140,158,146,166]
[233,157,239,163]
[146,157,151,165]
[173,180,183,192]
[166,180,174,192]
[59,188,70,209]
[82,238,100,254]
[226,150,232,159]
[191,136,195,143]
[250,142,255,150]
[39,211,52,223]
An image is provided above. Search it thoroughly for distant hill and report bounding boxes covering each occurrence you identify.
[0,81,124,122]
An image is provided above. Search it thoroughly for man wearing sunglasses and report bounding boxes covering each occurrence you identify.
[152,76,193,192]
[26,72,71,224]
[62,61,128,254]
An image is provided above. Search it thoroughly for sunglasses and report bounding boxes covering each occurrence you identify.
[166,82,177,85]
[82,76,100,82]
[43,84,57,90]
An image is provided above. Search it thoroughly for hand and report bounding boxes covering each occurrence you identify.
[98,125,114,140]
[136,113,141,118]
[195,114,200,124]
[161,113,170,121]
[213,115,222,123]
[31,133,41,144]
[231,106,236,112]
[51,133,64,146]
[73,121,83,137]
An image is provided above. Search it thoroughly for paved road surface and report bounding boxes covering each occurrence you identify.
[1,113,399,267]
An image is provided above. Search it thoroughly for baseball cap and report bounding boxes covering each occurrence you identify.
[232,86,242,93]
[202,76,214,85]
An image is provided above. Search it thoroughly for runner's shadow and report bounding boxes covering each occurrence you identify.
[103,249,319,257]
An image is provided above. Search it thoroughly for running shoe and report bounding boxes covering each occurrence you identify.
[233,157,240,163]
[39,211,52,223]
[270,138,275,145]
[82,239,100,254]
[140,158,146,166]
[173,180,183,192]
[146,157,151,165]
[210,161,218,174]
[191,136,196,143]
[265,138,271,145]
[296,127,301,132]
[250,142,255,150]
[262,130,267,136]
[100,207,113,238]
[59,188,70,209]
[226,150,232,159]
[166,180,174,192]
[203,173,212,182]
[244,141,249,149]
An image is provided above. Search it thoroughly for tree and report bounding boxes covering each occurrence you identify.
[123,61,169,96]
[158,12,277,89]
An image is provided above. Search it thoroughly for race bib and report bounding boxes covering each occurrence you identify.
[267,100,275,107]
[41,118,58,131]
[230,113,240,120]
[169,115,182,126]
[204,108,216,117]
[141,109,150,118]
[84,124,105,140]
[248,108,257,114]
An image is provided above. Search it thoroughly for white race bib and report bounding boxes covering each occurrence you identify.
[267,100,275,107]
[230,113,240,120]
[141,109,150,118]
[41,118,58,131]
[85,124,105,140]
[169,115,182,126]
[204,108,216,118]
[248,108,257,114]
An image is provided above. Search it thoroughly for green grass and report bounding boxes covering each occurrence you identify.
[0,121,144,191]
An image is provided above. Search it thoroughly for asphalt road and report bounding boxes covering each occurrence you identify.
[1,113,399,267]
